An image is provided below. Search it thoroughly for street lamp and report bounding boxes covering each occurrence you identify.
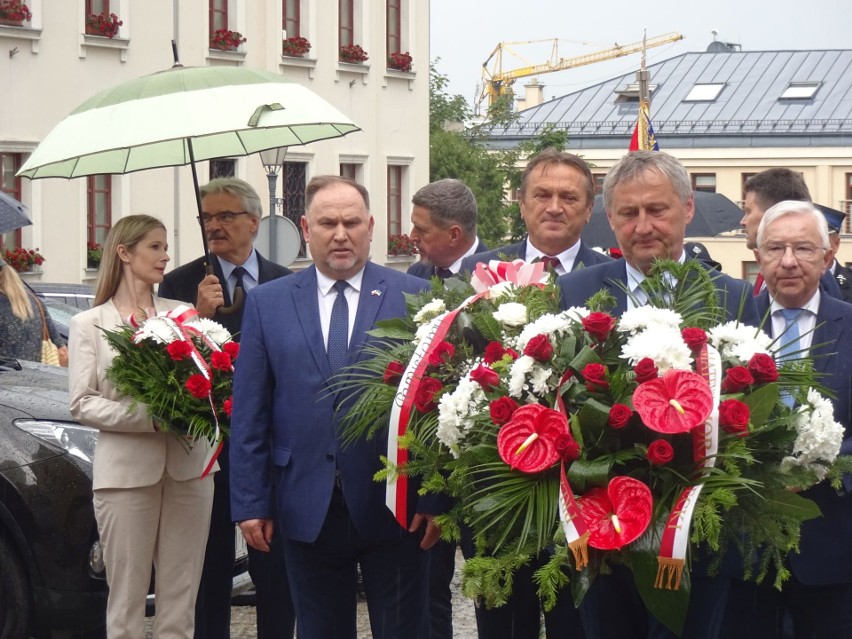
[259,146,288,263]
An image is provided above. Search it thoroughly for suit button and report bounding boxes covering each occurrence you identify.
[326,453,335,462]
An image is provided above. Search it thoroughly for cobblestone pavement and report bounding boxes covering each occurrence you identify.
[146,550,479,638]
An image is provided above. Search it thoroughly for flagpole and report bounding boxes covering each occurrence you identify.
[637,30,651,151]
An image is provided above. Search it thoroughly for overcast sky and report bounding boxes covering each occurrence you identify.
[430,0,852,109]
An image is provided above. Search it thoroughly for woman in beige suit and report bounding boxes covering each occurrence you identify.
[68,215,215,639]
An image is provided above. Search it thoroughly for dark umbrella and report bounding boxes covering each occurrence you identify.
[0,191,32,235]
[581,191,744,248]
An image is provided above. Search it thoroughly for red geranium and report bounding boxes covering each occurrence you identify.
[633,370,714,434]
[524,334,554,362]
[681,327,708,352]
[210,351,232,371]
[490,396,519,425]
[185,374,212,399]
[470,364,501,391]
[579,476,653,550]
[414,377,442,412]
[721,366,754,393]
[428,341,455,367]
[748,353,779,384]
[496,405,572,473]
[719,399,750,437]
[608,403,633,429]
[647,439,675,465]
[166,340,192,361]
[634,358,659,383]
[383,360,405,385]
[582,363,609,392]
[582,312,616,341]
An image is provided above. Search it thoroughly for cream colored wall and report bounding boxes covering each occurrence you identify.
[3,0,428,284]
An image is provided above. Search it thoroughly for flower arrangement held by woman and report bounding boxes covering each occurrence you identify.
[0,254,66,364]
[68,215,216,638]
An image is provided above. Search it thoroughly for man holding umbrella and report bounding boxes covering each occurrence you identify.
[158,177,294,639]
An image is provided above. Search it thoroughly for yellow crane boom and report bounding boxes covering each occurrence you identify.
[478,31,683,113]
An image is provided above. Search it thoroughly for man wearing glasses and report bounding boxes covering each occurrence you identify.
[159,177,294,639]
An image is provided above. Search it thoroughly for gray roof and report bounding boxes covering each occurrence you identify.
[485,49,852,149]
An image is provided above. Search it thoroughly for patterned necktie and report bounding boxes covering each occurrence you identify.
[540,256,561,272]
[777,308,802,362]
[232,266,246,301]
[434,266,454,281]
[327,280,349,372]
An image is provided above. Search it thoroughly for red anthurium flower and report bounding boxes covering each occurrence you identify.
[428,341,455,367]
[579,476,653,550]
[496,404,572,473]
[633,370,713,434]
[383,360,405,385]
[582,312,616,341]
[166,340,193,361]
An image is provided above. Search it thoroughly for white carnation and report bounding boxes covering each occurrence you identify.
[708,322,772,363]
[436,374,487,457]
[618,307,682,335]
[508,355,536,398]
[784,389,845,478]
[413,299,446,324]
[488,281,516,301]
[621,327,693,372]
[493,302,528,327]
[191,318,232,345]
[133,317,179,345]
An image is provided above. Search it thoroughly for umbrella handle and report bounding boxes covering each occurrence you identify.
[205,263,243,315]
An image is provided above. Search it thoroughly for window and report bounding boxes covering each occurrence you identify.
[209,159,236,179]
[87,175,112,246]
[387,165,403,240]
[281,161,307,257]
[283,0,300,38]
[740,172,757,202]
[387,0,401,56]
[209,0,228,34]
[743,261,760,285]
[339,0,353,47]
[844,173,852,229]
[340,163,360,182]
[86,0,110,16]
[684,83,725,102]
[780,82,820,100]
[691,173,716,194]
[592,173,606,196]
[0,153,23,251]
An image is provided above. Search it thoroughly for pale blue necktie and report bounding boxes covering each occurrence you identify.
[327,280,349,372]
[777,308,803,408]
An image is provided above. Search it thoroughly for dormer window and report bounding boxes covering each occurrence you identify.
[684,83,725,102]
[780,82,820,100]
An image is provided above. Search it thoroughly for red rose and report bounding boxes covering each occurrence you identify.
[681,327,708,352]
[505,348,519,360]
[721,366,754,393]
[414,377,443,412]
[489,396,519,425]
[210,351,232,371]
[634,358,659,383]
[470,364,501,391]
[608,403,633,429]
[484,341,506,364]
[428,341,455,367]
[554,434,581,463]
[609,247,623,259]
[166,340,193,361]
[582,363,609,392]
[582,312,617,341]
[748,353,779,384]
[647,439,674,465]
[223,341,240,359]
[223,397,233,417]
[185,374,212,399]
[719,399,750,437]
[383,360,405,385]
[524,334,554,362]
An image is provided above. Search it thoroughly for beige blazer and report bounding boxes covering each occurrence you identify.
[68,298,217,490]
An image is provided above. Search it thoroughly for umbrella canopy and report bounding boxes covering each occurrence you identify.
[0,191,32,235]
[18,66,359,179]
[581,191,744,248]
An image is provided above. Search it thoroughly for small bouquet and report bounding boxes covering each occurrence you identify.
[102,306,236,448]
[341,259,852,635]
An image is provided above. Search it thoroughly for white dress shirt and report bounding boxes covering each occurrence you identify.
[316,267,364,349]
[525,238,582,276]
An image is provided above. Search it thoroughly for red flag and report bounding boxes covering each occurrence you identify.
[629,99,659,151]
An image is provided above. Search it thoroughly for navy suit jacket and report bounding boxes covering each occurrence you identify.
[158,251,292,338]
[558,258,761,326]
[458,237,611,275]
[407,239,489,279]
[756,291,852,586]
[229,262,432,544]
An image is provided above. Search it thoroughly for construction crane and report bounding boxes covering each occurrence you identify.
[476,31,684,114]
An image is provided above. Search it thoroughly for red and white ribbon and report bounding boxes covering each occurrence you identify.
[470,259,549,295]
[655,343,721,589]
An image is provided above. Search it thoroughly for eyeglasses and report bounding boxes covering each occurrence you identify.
[759,243,826,261]
[197,211,250,227]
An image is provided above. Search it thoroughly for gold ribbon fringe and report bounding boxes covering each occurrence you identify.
[569,531,590,569]
[654,556,684,590]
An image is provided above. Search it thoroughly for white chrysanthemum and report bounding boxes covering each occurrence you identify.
[186,318,232,345]
[515,313,570,351]
[562,306,591,323]
[436,375,487,457]
[617,306,683,335]
[493,302,528,327]
[708,322,772,363]
[620,326,693,371]
[133,317,180,345]
[413,299,447,324]
[413,322,433,345]
[488,281,516,301]
[530,366,555,395]
[783,389,845,478]
[508,355,536,398]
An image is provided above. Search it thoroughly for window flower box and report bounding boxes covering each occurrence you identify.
[86,242,103,269]
[4,247,45,273]
[210,28,245,51]
[387,51,412,73]
[0,0,31,26]
[282,36,311,58]
[339,44,368,64]
[86,12,122,39]
[387,234,418,257]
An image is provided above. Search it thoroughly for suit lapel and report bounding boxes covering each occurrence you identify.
[350,263,385,365]
[292,267,333,378]
[812,299,842,375]
[603,260,629,314]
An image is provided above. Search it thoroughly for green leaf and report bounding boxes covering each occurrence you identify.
[762,488,823,522]
[567,458,612,493]
[742,383,780,427]
[631,550,690,636]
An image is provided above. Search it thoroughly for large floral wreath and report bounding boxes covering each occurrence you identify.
[341,259,851,634]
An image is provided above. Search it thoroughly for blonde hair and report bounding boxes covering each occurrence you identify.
[95,215,166,306]
[0,263,34,320]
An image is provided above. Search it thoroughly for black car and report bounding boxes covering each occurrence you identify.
[0,359,251,638]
